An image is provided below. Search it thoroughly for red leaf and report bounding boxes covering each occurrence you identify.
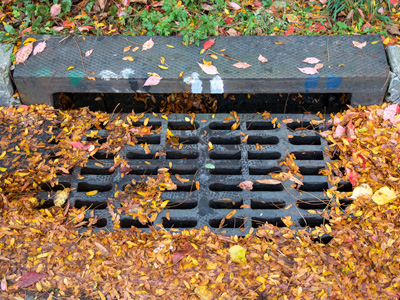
[390,0,398,5]
[225,17,233,25]
[203,39,215,51]
[346,167,358,185]
[16,272,46,288]
[172,252,184,264]
[284,27,295,35]
[119,164,132,175]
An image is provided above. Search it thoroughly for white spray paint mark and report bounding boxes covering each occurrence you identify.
[210,75,224,93]
[99,69,135,81]
[183,72,202,93]
[111,87,121,93]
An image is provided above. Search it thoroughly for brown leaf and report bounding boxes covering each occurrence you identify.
[386,25,400,36]
[256,179,281,185]
[238,180,253,190]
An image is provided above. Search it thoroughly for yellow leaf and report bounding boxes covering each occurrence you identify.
[372,187,397,205]
[194,286,213,300]
[132,46,140,52]
[86,190,98,196]
[202,59,212,66]
[158,65,169,70]
[98,290,106,300]
[123,56,134,61]
[210,54,218,59]
[166,45,175,48]
[160,57,165,64]
[23,38,37,45]
[0,151,6,159]
[229,245,247,264]
[383,37,390,45]
[274,42,283,45]
[0,167,7,172]
[67,66,75,71]
[208,141,213,150]
[226,210,236,219]
[54,188,70,207]
[256,276,266,284]
[216,272,224,283]
[179,71,183,78]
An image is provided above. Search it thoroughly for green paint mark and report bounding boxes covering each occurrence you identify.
[36,68,51,77]
[68,69,85,86]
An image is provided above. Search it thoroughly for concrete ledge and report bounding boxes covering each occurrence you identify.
[387,45,400,104]
[13,34,389,108]
[0,44,20,106]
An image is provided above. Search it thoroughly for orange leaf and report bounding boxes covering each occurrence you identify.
[226,210,236,219]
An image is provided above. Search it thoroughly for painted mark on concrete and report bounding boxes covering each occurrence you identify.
[210,75,224,93]
[305,74,320,92]
[183,72,202,93]
[99,69,135,81]
[68,69,85,86]
[326,75,342,90]
[36,68,51,77]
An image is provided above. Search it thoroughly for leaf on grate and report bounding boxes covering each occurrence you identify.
[232,62,251,69]
[15,43,33,65]
[204,163,215,169]
[16,272,46,288]
[302,57,320,64]
[203,38,215,51]
[86,190,98,196]
[143,76,162,87]
[33,41,46,56]
[281,216,294,227]
[54,188,70,207]
[226,210,236,219]
[198,63,219,75]
[123,56,134,61]
[256,179,281,185]
[258,54,268,63]
[238,181,253,190]
[372,187,397,205]
[142,38,154,51]
[123,45,131,52]
[314,63,324,70]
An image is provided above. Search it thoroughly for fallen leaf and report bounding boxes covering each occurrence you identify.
[15,43,33,65]
[333,124,346,138]
[229,245,247,263]
[67,66,75,71]
[350,184,373,199]
[54,188,70,207]
[123,56,134,61]
[352,41,367,49]
[302,57,321,64]
[119,164,132,175]
[85,49,94,57]
[143,76,162,87]
[132,46,140,52]
[232,62,251,69]
[314,63,324,70]
[86,190,98,196]
[228,1,241,10]
[281,216,294,227]
[158,65,169,70]
[204,163,215,169]
[226,210,236,219]
[198,62,219,75]
[194,286,214,300]
[16,272,46,288]
[50,4,61,18]
[256,179,281,185]
[123,45,131,52]
[386,25,400,36]
[238,181,253,190]
[172,252,184,264]
[258,54,268,63]
[297,67,319,75]
[383,104,400,124]
[203,38,215,51]
[33,41,46,56]
[372,187,397,205]
[142,38,154,51]
[23,38,37,45]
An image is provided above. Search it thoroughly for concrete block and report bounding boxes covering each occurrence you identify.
[0,44,19,106]
[387,46,400,104]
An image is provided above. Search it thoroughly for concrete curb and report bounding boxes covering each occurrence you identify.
[0,44,20,106]
[386,45,400,104]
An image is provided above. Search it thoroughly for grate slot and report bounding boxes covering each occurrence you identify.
[299,182,328,192]
[75,200,108,210]
[86,136,107,144]
[246,121,274,130]
[137,136,160,144]
[251,199,286,209]
[82,218,107,228]
[252,183,284,191]
[287,121,318,131]
[210,167,242,175]
[297,199,330,209]
[120,218,152,228]
[127,152,159,159]
[209,199,243,209]
[209,217,244,228]
[247,136,279,145]
[299,216,327,228]
[168,121,199,130]
[289,136,321,145]
[249,166,281,175]
[175,136,200,144]
[209,183,242,192]
[248,151,281,160]
[169,167,198,175]
[209,122,238,130]
[162,217,197,228]
[299,166,324,175]
[209,136,241,145]
[36,199,56,209]
[40,182,71,192]
[165,199,198,209]
[338,181,353,192]
[128,168,158,175]
[291,151,324,160]
[166,151,199,159]
[81,167,113,175]
[77,182,112,192]
[132,121,161,129]
[209,151,241,160]
[175,184,196,192]
[90,151,114,159]
[252,217,286,228]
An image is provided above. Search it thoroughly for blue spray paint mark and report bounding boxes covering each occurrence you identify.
[326,75,342,90]
[68,69,85,86]
[305,74,320,92]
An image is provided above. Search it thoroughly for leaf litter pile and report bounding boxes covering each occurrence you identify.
[0,103,400,299]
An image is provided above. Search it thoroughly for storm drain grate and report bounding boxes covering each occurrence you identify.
[39,113,351,235]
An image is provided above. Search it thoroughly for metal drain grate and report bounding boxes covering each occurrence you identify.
[39,113,351,235]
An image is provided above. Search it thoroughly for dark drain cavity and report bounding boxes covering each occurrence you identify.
[42,113,334,235]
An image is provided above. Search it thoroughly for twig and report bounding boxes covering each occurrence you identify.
[208,49,241,62]
[327,36,330,62]
[72,36,95,81]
